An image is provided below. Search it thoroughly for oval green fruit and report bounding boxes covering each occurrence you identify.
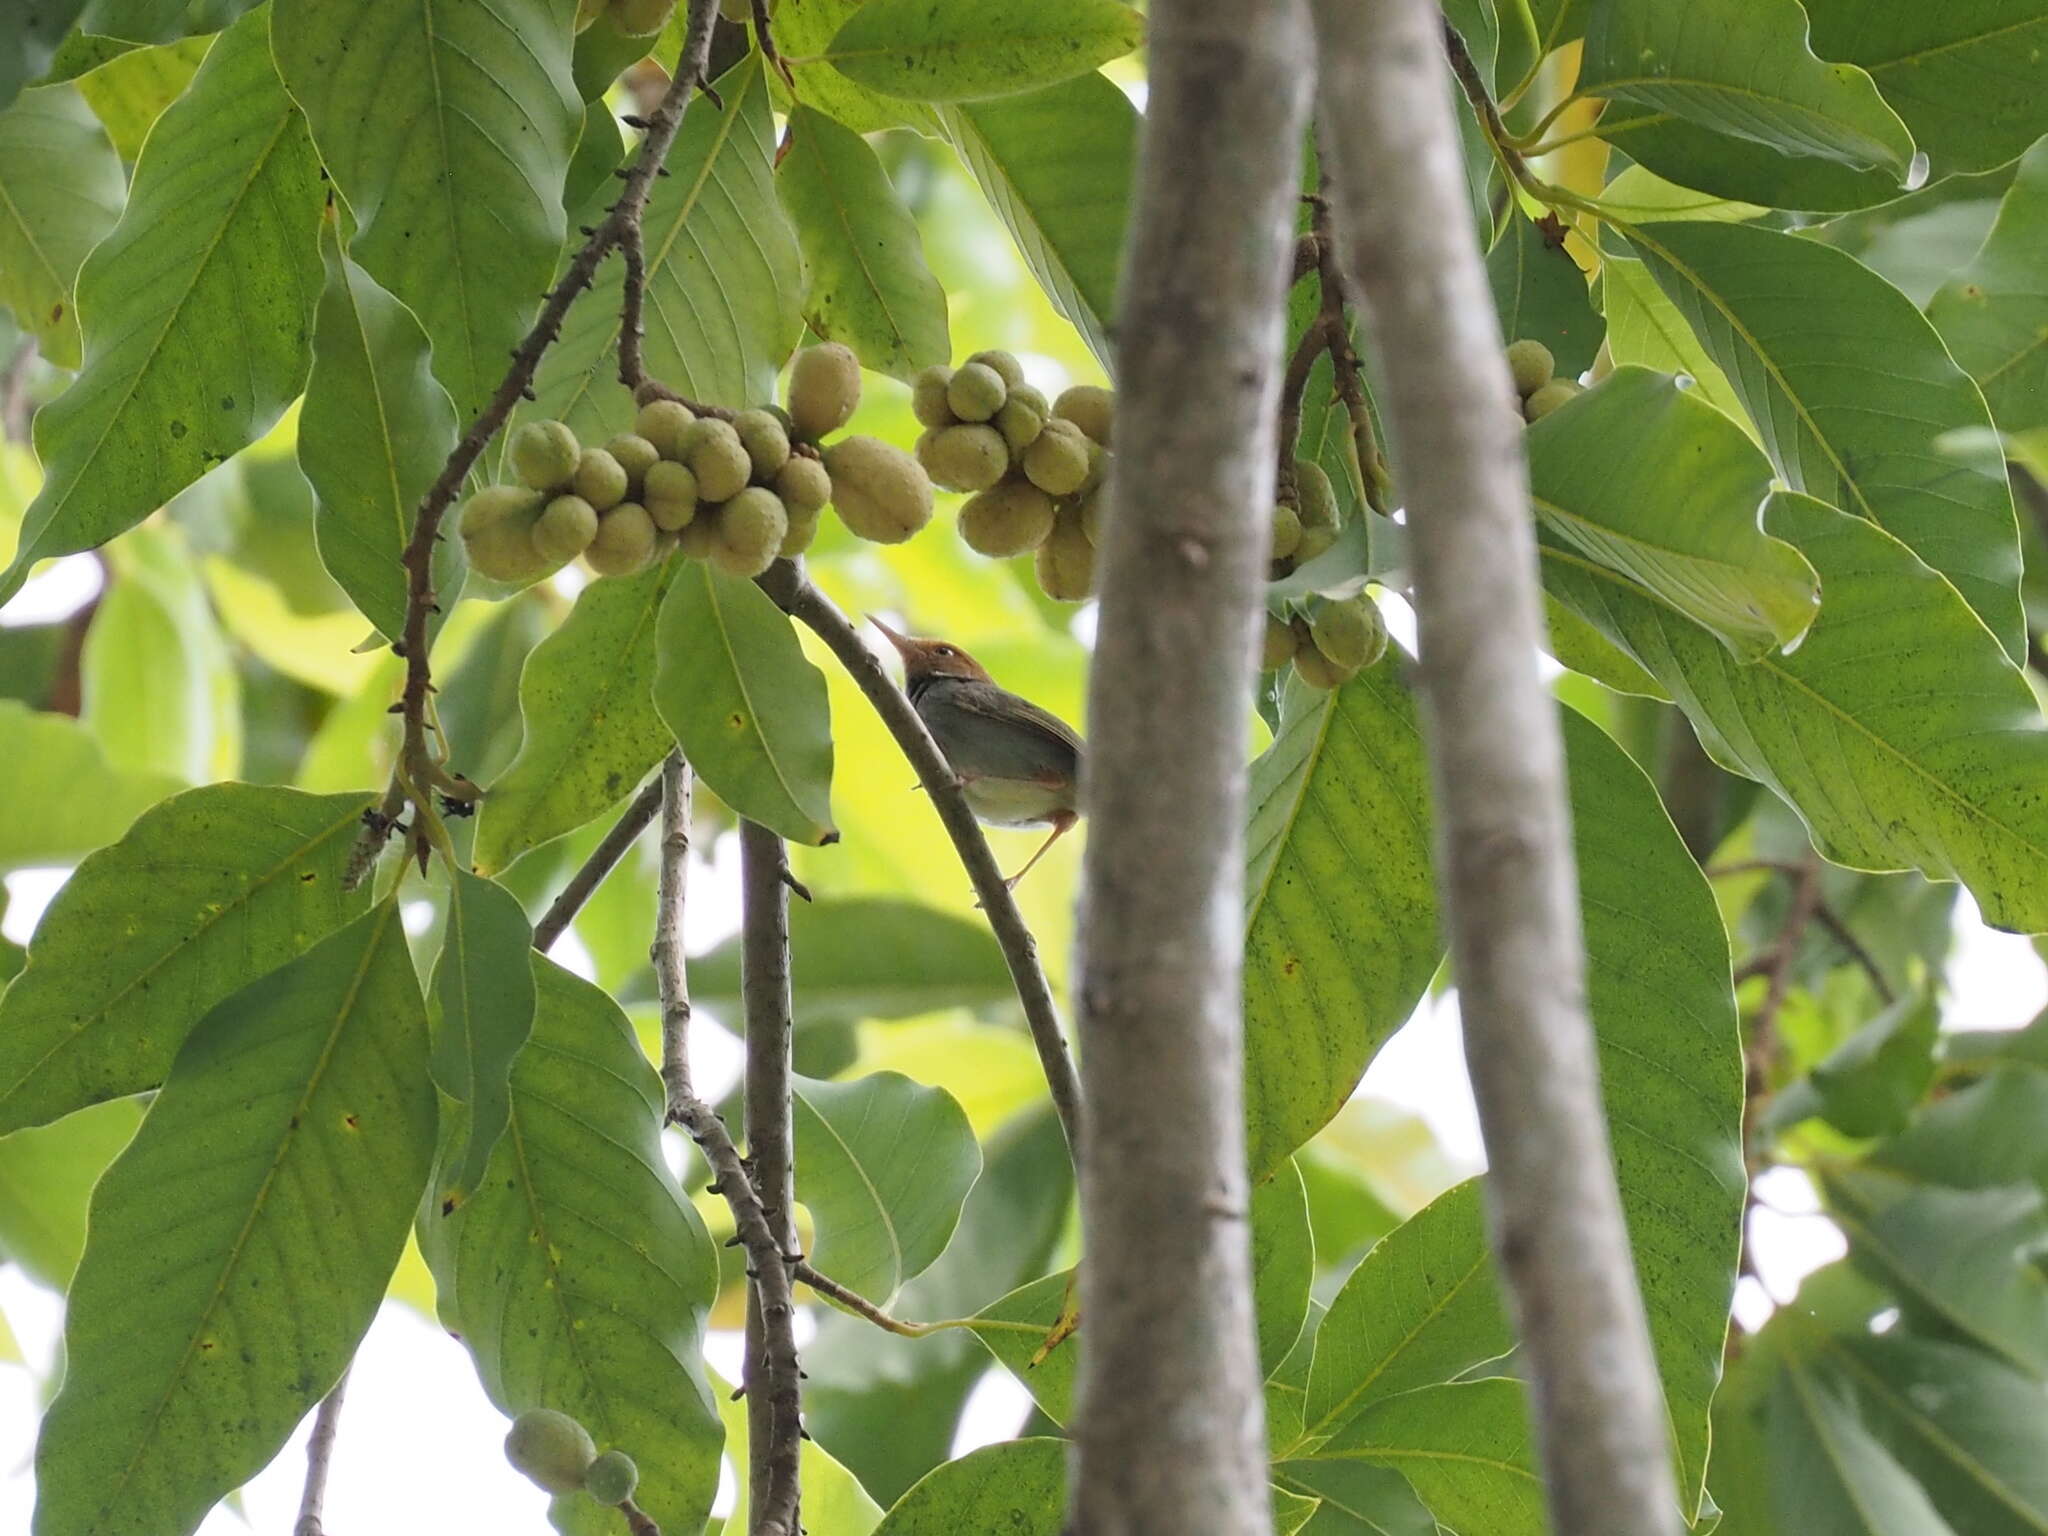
[584,1450,639,1507]
[959,479,1057,558]
[824,435,934,544]
[1021,418,1091,496]
[710,487,789,578]
[772,454,831,513]
[734,407,792,480]
[787,342,862,442]
[510,420,580,491]
[585,503,658,577]
[1053,384,1113,446]
[1505,338,1555,398]
[504,1409,596,1495]
[635,398,697,460]
[910,364,956,429]
[916,423,1009,493]
[534,495,600,562]
[643,459,700,531]
[945,361,1007,423]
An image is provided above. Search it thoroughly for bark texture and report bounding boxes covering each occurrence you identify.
[1309,2,1685,1531]
[1068,2,1313,1530]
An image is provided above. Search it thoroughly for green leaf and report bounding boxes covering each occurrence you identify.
[775,104,949,382]
[33,900,434,1536]
[475,559,676,874]
[769,0,940,136]
[1768,1341,1959,1535]
[78,0,258,45]
[870,1438,1065,1536]
[653,561,836,847]
[0,784,371,1135]
[1599,254,1751,433]
[1626,218,2024,658]
[940,72,1135,368]
[271,0,580,423]
[0,1097,142,1289]
[429,869,535,1209]
[1544,492,2048,934]
[1929,137,2048,436]
[0,9,321,605]
[715,1368,884,1536]
[300,219,462,644]
[424,957,724,1536]
[971,1267,1079,1424]
[1254,1158,1315,1375]
[1527,367,1819,659]
[794,1071,980,1306]
[70,33,208,160]
[0,698,183,872]
[1315,1378,1546,1536]
[525,56,803,447]
[1486,211,1602,377]
[0,84,123,368]
[1301,1180,1510,1449]
[1581,0,1913,177]
[1271,1459,1440,1536]
[1271,1484,1320,1536]
[824,0,1143,104]
[1763,992,1939,1140]
[564,96,624,217]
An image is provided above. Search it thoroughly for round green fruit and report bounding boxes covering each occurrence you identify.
[772,454,831,513]
[779,504,823,558]
[1034,506,1096,601]
[584,1450,640,1507]
[824,435,934,544]
[1261,612,1298,671]
[511,420,581,492]
[1270,502,1301,561]
[945,361,1008,423]
[584,503,658,577]
[687,419,753,502]
[534,495,600,563]
[1523,379,1583,421]
[1311,595,1387,671]
[1294,460,1338,529]
[604,433,660,493]
[734,407,791,480]
[1021,418,1092,496]
[1052,384,1113,446]
[643,460,700,531]
[916,423,1009,493]
[1292,643,1356,689]
[959,479,1057,558]
[910,364,956,429]
[786,342,862,442]
[964,349,1025,389]
[504,1409,596,1496]
[571,448,630,512]
[635,398,697,460]
[1505,338,1555,398]
[710,487,788,578]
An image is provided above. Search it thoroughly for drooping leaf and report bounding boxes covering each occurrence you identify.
[0,0,90,110]
[824,0,1143,104]
[474,559,676,874]
[429,868,536,1209]
[1766,1337,1960,1535]
[424,957,724,1536]
[1253,1158,1315,1375]
[775,104,949,382]
[768,0,940,135]
[869,1438,1065,1536]
[1762,992,1939,1140]
[653,560,836,847]
[1486,211,1602,378]
[0,9,322,605]
[941,72,1135,369]
[1625,217,2024,658]
[1929,137,2048,436]
[1314,1378,1546,1536]
[1271,1458,1441,1536]
[1599,254,1751,432]
[272,0,581,423]
[0,699,184,873]
[300,219,462,644]
[76,0,258,45]
[32,900,434,1536]
[69,32,208,159]
[0,1096,143,1289]
[0,784,371,1135]
[0,84,123,368]
[794,1071,981,1306]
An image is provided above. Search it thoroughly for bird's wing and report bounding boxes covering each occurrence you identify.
[927,681,1084,780]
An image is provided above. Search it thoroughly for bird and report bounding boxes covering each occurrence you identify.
[869,617,1083,892]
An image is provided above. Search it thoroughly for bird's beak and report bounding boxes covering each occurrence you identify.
[868,615,915,658]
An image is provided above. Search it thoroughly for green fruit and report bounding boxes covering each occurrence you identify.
[459,487,551,582]
[676,515,720,561]
[611,0,675,34]
[1291,643,1355,689]
[604,433,661,493]
[786,342,862,441]
[572,448,630,512]
[1035,505,1096,601]
[458,483,538,539]
[1311,595,1387,670]
[511,420,581,491]
[1052,384,1113,446]
[1078,440,1109,495]
[945,361,1007,423]
[585,503,658,577]
[635,398,697,459]
[910,364,956,428]
[687,418,753,502]
[534,495,600,562]
[1261,612,1298,671]
[1294,524,1338,564]
[584,1450,640,1507]
[643,460,700,531]
[505,1409,596,1495]
[780,504,823,557]
[1505,338,1555,398]
[916,423,1009,493]
[1295,460,1338,529]
[964,349,1025,389]
[1523,379,1583,420]
[1078,486,1106,545]
[959,479,1057,558]
[1270,503,1302,561]
[711,487,788,578]
[824,435,934,544]
[772,454,831,513]
[994,393,1046,455]
[1021,418,1092,496]
[734,407,791,480]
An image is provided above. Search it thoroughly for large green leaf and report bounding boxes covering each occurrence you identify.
[940,72,1135,369]
[1271,1459,1441,1536]
[300,220,462,643]
[1253,1158,1315,1374]
[524,55,803,447]
[0,1096,142,1289]
[1486,209,1602,378]
[1626,217,2024,658]
[653,560,836,847]
[870,1438,1065,1536]
[70,33,208,160]
[424,956,723,1536]
[0,9,321,605]
[1544,492,2048,934]
[474,559,675,874]
[1527,367,1818,659]
[823,0,1142,104]
[272,0,580,424]
[714,1369,884,1536]
[1314,1378,1545,1536]
[429,868,535,1210]
[1599,254,1751,432]
[1580,0,1913,177]
[1929,137,2048,436]
[77,0,258,45]
[1767,1340,1960,1535]
[0,784,370,1135]
[0,0,89,109]
[768,0,939,136]
[0,84,123,368]
[33,900,434,1536]
[775,104,949,382]
[0,699,183,872]
[794,1071,980,1306]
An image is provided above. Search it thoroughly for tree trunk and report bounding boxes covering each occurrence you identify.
[1308,3,1685,1532]
[1068,1,1313,1531]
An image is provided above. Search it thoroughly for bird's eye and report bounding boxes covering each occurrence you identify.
[935,646,954,657]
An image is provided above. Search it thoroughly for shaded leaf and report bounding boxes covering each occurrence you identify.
[1599,254,1750,432]
[1767,1345,1958,1535]
[0,698,183,873]
[870,1437,1065,1536]
[0,84,123,368]
[1763,992,1938,1140]
[1272,1459,1440,1536]
[824,0,1143,104]
[430,868,535,1209]
[0,0,89,110]
[0,1097,142,1288]
[77,0,257,45]
[1315,1378,1545,1536]
[1254,1158,1315,1374]
[1929,137,2048,437]
[1486,211,1602,377]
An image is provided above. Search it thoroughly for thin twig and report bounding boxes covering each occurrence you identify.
[750,0,794,89]
[1717,857,1894,1005]
[1738,850,1824,1159]
[531,771,668,951]
[1810,902,1897,1006]
[1441,18,1542,204]
[790,1258,1042,1339]
[294,1368,350,1536]
[345,0,723,888]
[757,562,1084,1168]
[619,1498,661,1536]
[655,754,695,1117]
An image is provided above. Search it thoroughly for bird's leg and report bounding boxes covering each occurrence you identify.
[1002,812,1077,891]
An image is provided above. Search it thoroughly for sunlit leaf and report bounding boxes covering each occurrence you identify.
[1254,1158,1316,1375]
[869,1437,1065,1535]
[1929,137,2048,437]
[1271,1457,1439,1536]
[769,0,940,135]
[0,1097,142,1289]
[0,84,123,368]
[429,868,535,1209]
[825,0,1143,104]
[0,699,183,874]
[1313,1378,1545,1536]
[69,33,207,159]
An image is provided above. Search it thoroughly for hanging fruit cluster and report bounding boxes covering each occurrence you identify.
[503,1408,640,1508]
[914,350,1113,602]
[1262,592,1387,691]
[1506,339,1582,421]
[1269,457,1343,578]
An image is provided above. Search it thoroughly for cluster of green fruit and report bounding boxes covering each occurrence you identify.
[574,0,675,35]
[1262,593,1388,690]
[504,1407,639,1507]
[913,351,1113,603]
[1270,458,1343,577]
[1506,340,1582,421]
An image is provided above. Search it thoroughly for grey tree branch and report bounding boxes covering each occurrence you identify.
[1309,2,1684,1532]
[654,753,696,1114]
[1067,1,1312,1531]
[757,562,1084,1168]
[531,769,667,953]
[293,1367,349,1536]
